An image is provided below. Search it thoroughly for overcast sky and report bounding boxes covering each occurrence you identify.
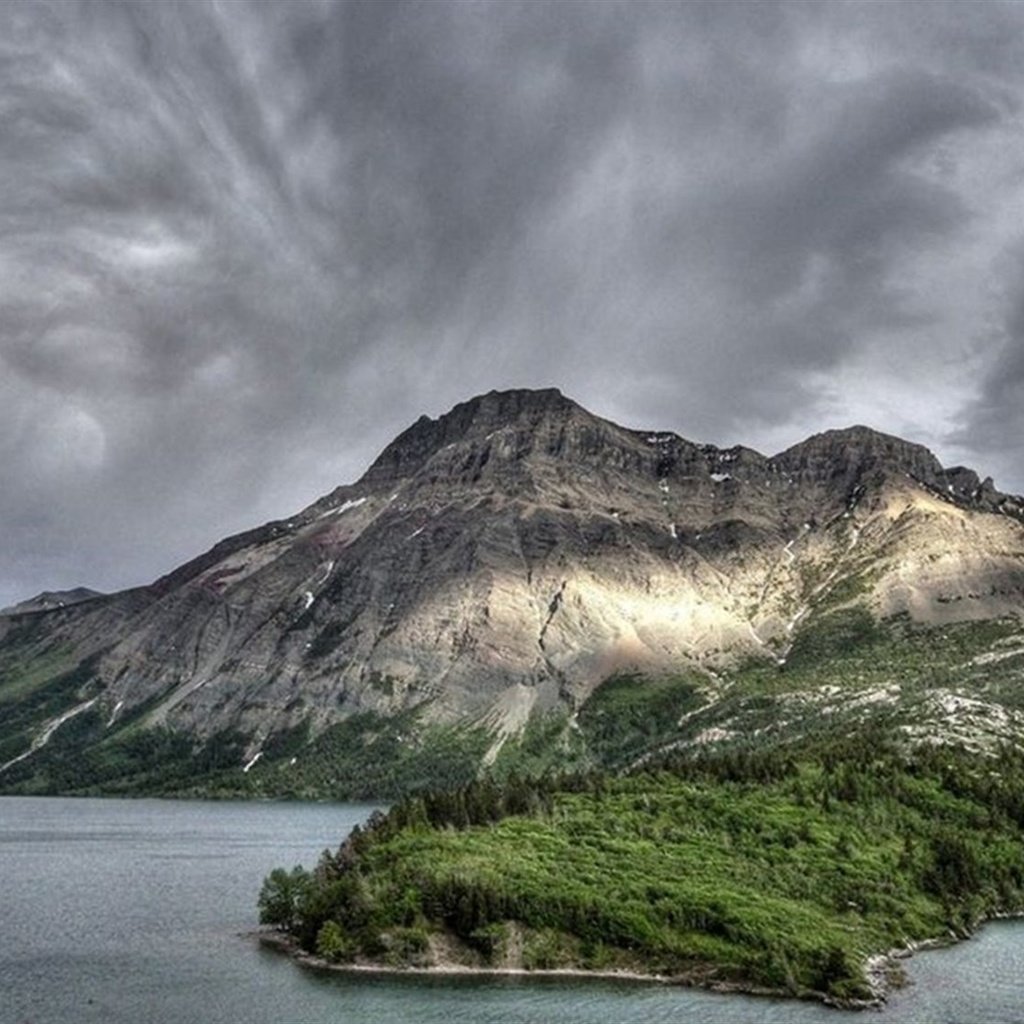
[2,0,1024,606]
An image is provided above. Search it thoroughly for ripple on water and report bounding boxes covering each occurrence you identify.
[886,926,1024,1024]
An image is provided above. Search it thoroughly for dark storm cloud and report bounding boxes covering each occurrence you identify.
[1,0,1023,605]
[956,245,1024,466]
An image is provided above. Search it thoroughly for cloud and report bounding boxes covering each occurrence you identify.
[1,0,1023,605]
[955,243,1024,478]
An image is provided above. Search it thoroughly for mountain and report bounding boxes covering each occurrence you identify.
[2,388,1023,796]
[0,588,104,616]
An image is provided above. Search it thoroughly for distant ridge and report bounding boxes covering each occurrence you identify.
[0,587,103,616]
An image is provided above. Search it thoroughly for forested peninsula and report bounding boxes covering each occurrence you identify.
[258,739,1024,1008]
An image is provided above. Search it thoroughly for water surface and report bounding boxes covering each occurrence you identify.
[1,796,1021,1023]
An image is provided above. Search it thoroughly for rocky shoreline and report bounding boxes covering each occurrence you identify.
[252,913,1024,1011]
[859,910,1024,1012]
[252,928,884,1011]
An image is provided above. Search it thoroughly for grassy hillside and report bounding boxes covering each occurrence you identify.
[260,741,1024,1006]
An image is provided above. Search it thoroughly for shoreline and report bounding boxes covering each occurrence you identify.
[251,929,879,1010]
[252,912,1024,1011]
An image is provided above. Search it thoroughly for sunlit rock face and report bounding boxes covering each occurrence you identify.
[3,388,1023,744]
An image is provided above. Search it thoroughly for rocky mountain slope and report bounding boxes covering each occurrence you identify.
[2,388,1023,796]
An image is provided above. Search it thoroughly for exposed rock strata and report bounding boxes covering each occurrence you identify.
[2,388,1022,764]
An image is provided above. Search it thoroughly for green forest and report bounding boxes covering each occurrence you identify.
[260,739,1024,1007]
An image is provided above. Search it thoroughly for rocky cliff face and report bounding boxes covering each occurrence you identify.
[2,389,1023,793]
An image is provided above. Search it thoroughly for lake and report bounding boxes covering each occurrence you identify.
[1,796,1021,1023]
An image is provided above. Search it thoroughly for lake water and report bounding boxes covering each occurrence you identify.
[1,796,1021,1024]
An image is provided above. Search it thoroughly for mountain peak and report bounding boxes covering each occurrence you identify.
[773,423,946,484]
[438,387,582,435]
[780,422,933,453]
[360,388,584,484]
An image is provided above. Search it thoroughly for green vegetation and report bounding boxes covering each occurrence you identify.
[3,607,1023,801]
[0,718,252,796]
[575,672,704,768]
[259,865,314,931]
[735,608,1021,696]
[0,700,493,799]
[482,672,708,782]
[0,654,103,768]
[0,644,75,705]
[664,609,1024,754]
[489,709,586,779]
[237,712,494,800]
[262,741,1024,1005]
